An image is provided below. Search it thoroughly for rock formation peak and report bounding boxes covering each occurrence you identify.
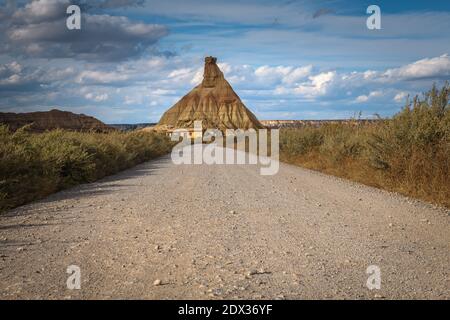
[202,56,224,88]
[156,57,263,130]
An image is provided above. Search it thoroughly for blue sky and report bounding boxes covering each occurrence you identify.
[1,0,450,123]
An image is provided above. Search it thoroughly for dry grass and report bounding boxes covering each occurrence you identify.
[0,128,173,211]
[280,84,450,208]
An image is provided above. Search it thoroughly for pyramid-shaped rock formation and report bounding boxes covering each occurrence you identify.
[156,57,263,131]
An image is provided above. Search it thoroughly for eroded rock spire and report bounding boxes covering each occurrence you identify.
[202,57,224,88]
[156,56,263,130]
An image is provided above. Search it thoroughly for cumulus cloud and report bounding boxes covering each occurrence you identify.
[0,62,23,78]
[294,71,336,97]
[85,92,109,102]
[0,0,169,61]
[394,92,409,103]
[383,54,450,81]
[76,70,129,84]
[255,65,292,78]
[11,0,68,24]
[0,61,38,89]
[2,1,450,123]
[355,91,383,103]
[254,65,312,85]
[282,66,313,84]
[168,68,194,80]
[190,68,204,85]
[1,51,450,122]
[355,95,368,103]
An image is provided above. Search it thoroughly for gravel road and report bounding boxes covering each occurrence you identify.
[0,147,449,299]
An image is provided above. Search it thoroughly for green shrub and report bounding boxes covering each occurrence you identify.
[366,83,449,202]
[280,83,450,207]
[0,128,173,211]
[280,126,323,155]
[319,123,366,163]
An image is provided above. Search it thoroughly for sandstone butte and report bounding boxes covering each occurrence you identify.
[152,57,264,132]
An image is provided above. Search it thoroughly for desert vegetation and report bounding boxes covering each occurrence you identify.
[280,84,450,208]
[0,128,173,211]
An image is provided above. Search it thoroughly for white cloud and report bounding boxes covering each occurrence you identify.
[394,91,408,103]
[168,68,193,79]
[355,91,383,103]
[218,62,232,75]
[77,70,129,84]
[0,74,21,85]
[85,92,109,102]
[3,0,169,61]
[2,51,450,123]
[255,65,292,78]
[151,89,176,95]
[292,71,336,97]
[383,54,450,81]
[282,65,313,84]
[7,61,23,74]
[355,95,369,103]
[12,0,69,24]
[190,68,203,85]
[0,61,23,79]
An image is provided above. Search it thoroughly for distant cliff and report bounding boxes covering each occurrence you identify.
[261,119,379,129]
[109,123,155,131]
[0,109,115,132]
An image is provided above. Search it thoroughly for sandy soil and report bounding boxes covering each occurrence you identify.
[0,148,449,299]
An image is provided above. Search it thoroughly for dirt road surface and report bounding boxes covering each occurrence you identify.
[1,147,449,299]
